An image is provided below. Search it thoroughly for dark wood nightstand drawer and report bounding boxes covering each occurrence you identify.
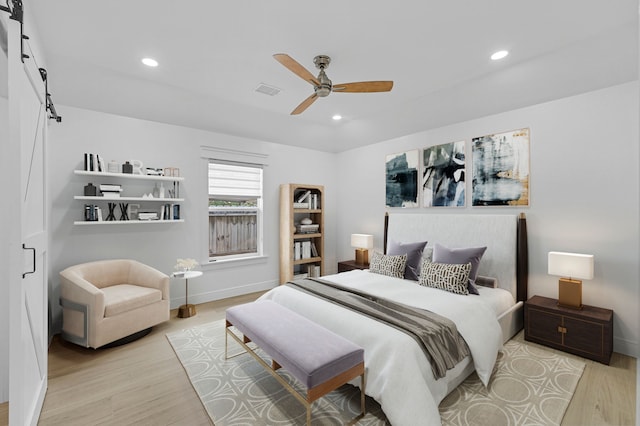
[338,260,369,273]
[524,295,613,364]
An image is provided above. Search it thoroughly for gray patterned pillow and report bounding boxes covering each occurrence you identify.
[369,251,407,278]
[418,260,471,295]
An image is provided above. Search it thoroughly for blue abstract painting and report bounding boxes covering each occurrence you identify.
[472,128,530,206]
[386,150,419,208]
[422,141,466,207]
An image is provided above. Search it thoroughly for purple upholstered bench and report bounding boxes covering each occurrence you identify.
[225,300,365,425]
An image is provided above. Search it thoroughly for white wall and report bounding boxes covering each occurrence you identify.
[0,95,8,402]
[335,82,639,357]
[47,106,339,332]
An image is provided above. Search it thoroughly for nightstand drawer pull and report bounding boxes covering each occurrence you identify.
[557,326,567,334]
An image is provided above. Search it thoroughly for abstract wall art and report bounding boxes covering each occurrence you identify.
[472,128,530,206]
[422,141,466,207]
[386,150,419,208]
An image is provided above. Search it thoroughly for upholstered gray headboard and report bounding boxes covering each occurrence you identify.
[384,213,528,301]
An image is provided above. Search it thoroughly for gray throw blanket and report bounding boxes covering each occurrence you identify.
[286,278,470,380]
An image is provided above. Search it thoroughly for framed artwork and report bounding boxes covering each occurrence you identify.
[422,141,465,207]
[472,128,530,206]
[385,150,419,208]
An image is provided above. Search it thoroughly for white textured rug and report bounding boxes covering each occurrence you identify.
[167,321,585,426]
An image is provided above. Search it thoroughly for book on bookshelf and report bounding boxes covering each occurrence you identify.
[302,241,312,259]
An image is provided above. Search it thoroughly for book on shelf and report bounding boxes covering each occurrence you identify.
[83,153,108,172]
[294,241,301,260]
[293,202,310,209]
[99,184,122,192]
[138,211,159,220]
[297,224,319,233]
[84,204,101,221]
[296,190,311,203]
[310,242,318,257]
[302,241,312,259]
[310,193,320,209]
[101,191,121,198]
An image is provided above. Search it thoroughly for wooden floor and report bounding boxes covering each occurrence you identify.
[0,292,636,425]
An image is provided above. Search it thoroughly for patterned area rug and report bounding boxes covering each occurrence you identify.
[167,321,585,426]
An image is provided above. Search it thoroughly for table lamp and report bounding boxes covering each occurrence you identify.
[548,251,594,309]
[351,234,373,265]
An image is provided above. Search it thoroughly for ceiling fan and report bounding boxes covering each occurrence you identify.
[273,53,394,115]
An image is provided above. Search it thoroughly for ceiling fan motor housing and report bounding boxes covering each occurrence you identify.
[315,69,332,97]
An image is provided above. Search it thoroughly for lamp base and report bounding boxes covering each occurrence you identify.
[557,278,582,310]
[355,248,369,265]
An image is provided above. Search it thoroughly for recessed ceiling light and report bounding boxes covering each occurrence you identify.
[491,50,509,61]
[141,57,159,67]
[332,114,342,121]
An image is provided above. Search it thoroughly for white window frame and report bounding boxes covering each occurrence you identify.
[208,160,263,261]
[201,146,268,265]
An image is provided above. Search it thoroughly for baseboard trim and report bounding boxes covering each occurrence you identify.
[613,336,638,358]
[170,279,277,309]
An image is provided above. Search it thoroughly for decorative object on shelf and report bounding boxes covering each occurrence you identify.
[119,203,129,220]
[164,167,180,177]
[122,161,133,174]
[548,251,594,309]
[472,128,530,206]
[386,150,419,208]
[152,183,160,198]
[131,159,144,175]
[300,217,312,225]
[106,203,117,221]
[107,160,119,173]
[127,204,140,220]
[146,167,164,176]
[351,234,373,265]
[422,141,465,207]
[84,183,97,196]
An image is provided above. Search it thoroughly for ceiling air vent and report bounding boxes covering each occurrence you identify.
[255,83,281,96]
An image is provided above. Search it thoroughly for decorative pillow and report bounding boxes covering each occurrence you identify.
[432,243,487,295]
[418,260,471,295]
[369,251,407,279]
[387,240,428,281]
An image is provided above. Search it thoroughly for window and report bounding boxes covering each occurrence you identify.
[208,161,263,260]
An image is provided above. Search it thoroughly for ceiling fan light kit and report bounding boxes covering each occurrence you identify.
[273,53,393,115]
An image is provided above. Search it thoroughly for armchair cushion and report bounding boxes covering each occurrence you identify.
[102,284,162,317]
[60,259,170,348]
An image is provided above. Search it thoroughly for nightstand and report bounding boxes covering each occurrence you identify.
[524,295,613,364]
[338,260,369,273]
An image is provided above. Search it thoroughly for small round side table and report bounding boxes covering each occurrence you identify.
[172,270,203,318]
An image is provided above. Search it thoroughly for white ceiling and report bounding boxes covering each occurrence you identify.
[23,1,639,152]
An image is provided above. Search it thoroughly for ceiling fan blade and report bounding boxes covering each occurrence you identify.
[273,53,320,86]
[291,93,318,115]
[332,81,394,93]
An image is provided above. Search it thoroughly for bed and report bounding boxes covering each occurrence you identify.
[260,213,528,425]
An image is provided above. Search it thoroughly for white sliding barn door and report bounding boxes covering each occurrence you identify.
[7,16,48,426]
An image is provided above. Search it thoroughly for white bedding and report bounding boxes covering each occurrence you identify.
[259,270,509,426]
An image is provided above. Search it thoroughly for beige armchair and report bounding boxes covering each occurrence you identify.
[60,259,170,349]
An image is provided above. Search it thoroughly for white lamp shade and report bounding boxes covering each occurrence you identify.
[548,252,594,280]
[351,234,373,249]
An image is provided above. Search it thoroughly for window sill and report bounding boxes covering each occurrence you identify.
[201,255,269,270]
